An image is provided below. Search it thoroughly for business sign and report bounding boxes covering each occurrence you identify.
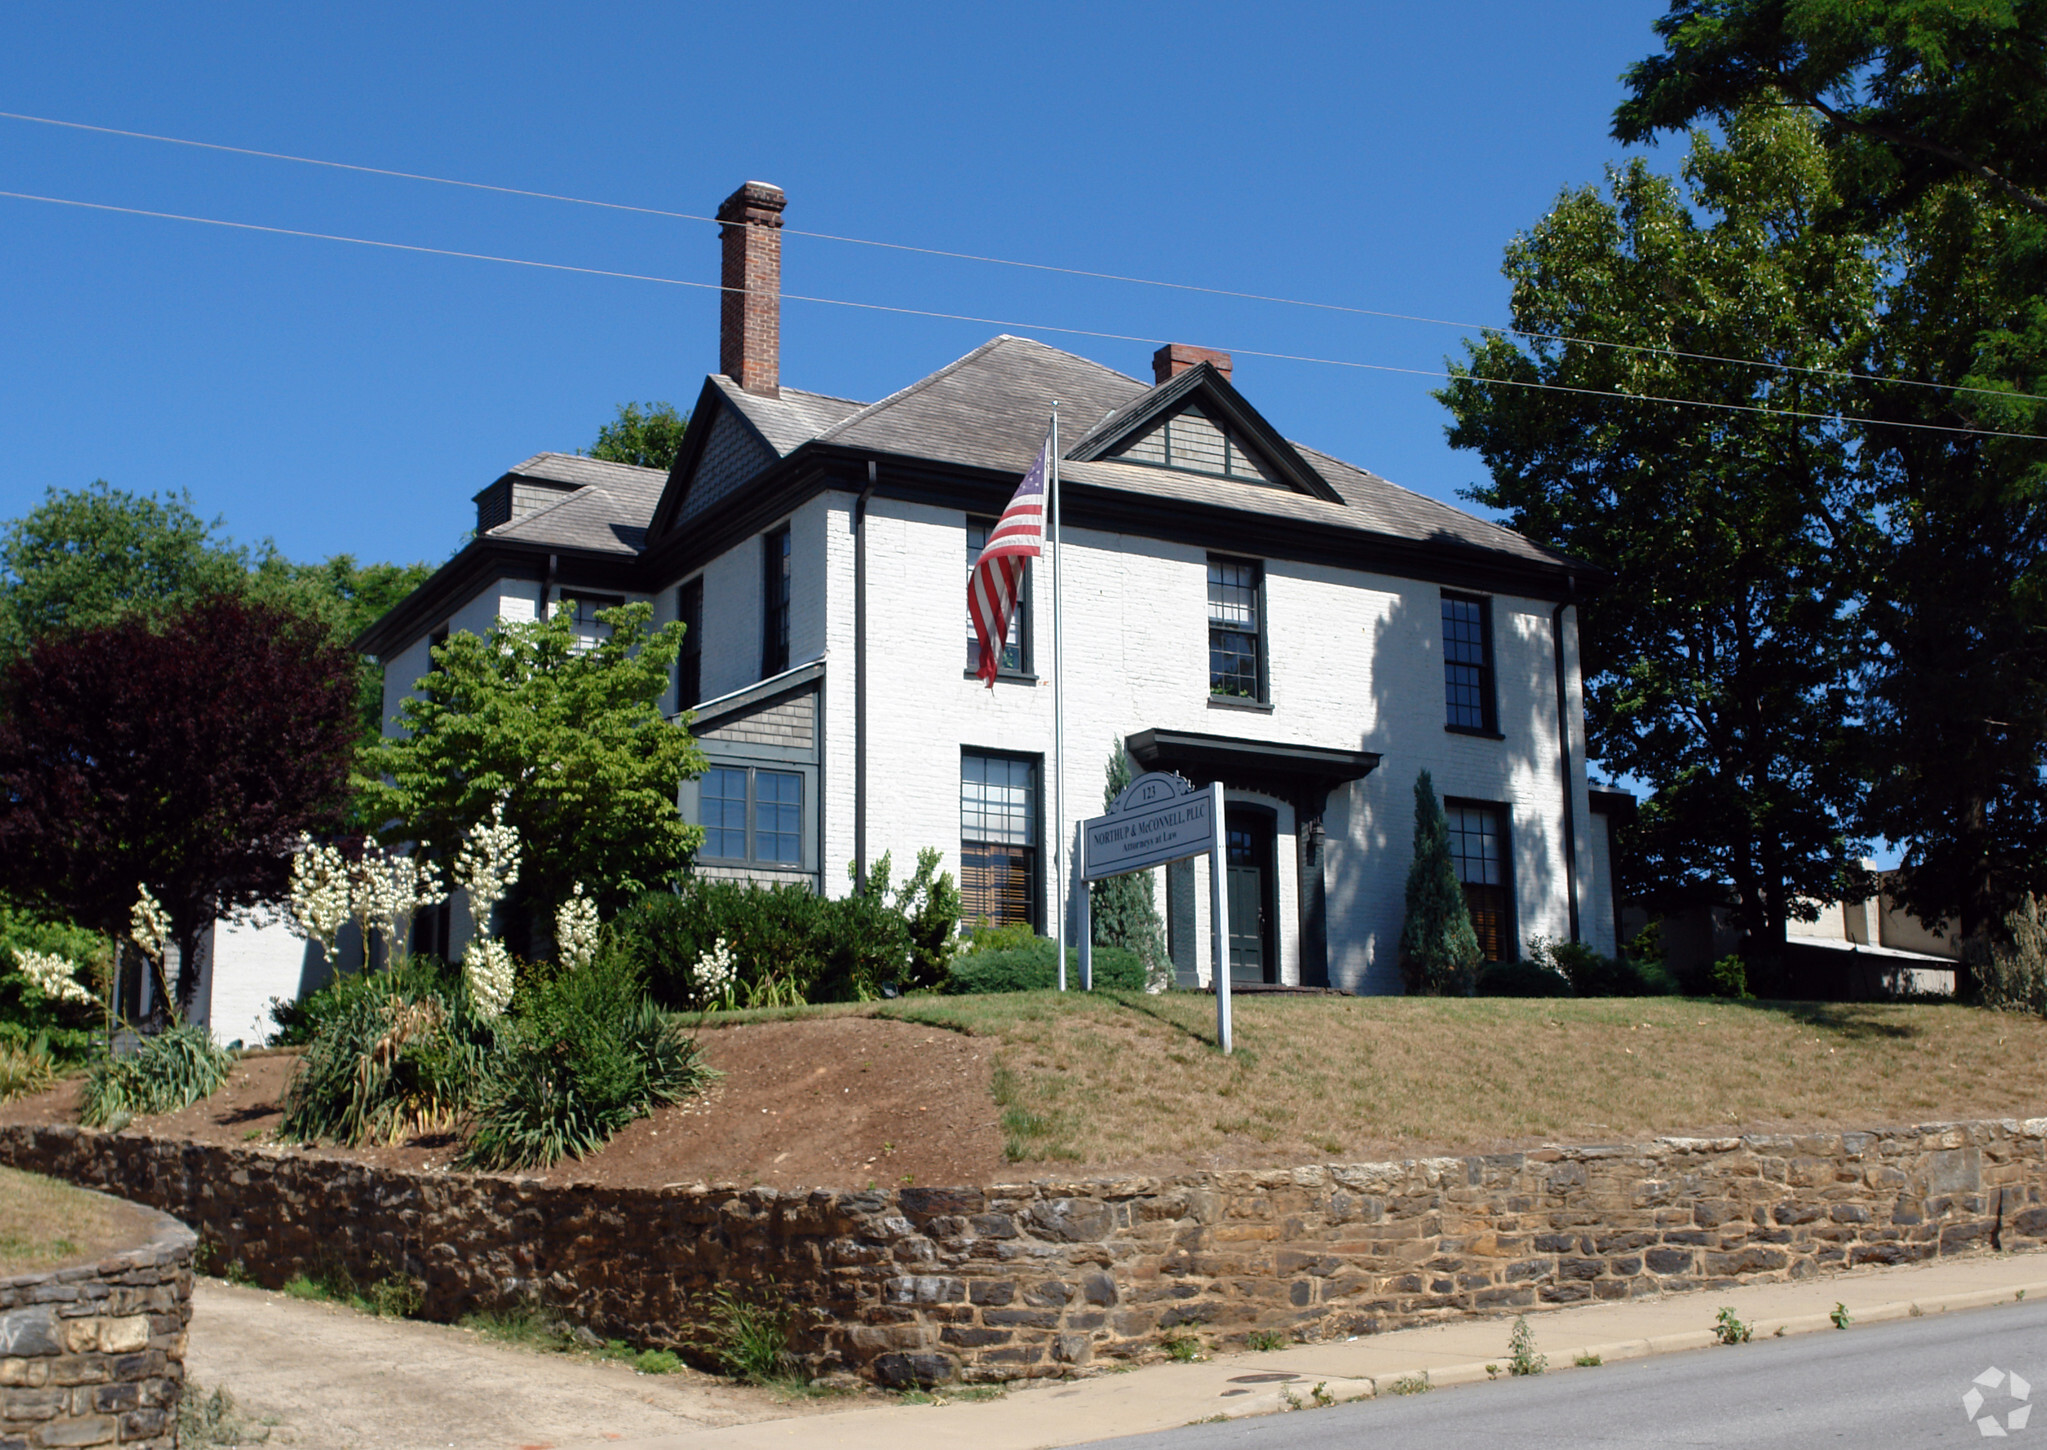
[1081,771,1214,882]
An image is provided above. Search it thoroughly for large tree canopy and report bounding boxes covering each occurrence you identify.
[0,482,432,741]
[1617,0,2047,942]
[356,601,704,927]
[1441,109,1878,963]
[0,594,361,1008]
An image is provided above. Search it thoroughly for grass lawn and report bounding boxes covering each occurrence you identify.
[701,991,2047,1168]
[0,1166,131,1276]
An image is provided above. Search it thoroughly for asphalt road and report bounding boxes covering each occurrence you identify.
[1076,1298,2047,1449]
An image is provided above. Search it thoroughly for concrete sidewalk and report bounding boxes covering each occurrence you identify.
[559,1252,2047,1450]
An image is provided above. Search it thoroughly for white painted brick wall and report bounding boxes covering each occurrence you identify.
[806,500,1595,993]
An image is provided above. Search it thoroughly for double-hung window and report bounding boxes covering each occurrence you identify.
[965,517,1029,676]
[1208,556,1265,702]
[960,751,1039,930]
[560,591,624,654]
[1446,800,1510,962]
[761,525,791,677]
[700,764,803,867]
[1442,592,1497,733]
[677,577,703,710]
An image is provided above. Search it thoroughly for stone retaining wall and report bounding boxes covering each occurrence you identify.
[3,1119,2044,1387]
[0,1189,192,1448]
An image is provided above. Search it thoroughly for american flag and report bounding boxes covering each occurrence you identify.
[968,435,1049,687]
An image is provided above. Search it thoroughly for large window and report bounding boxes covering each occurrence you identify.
[1446,800,1509,962]
[1442,592,1496,733]
[965,518,1029,676]
[1208,556,1264,701]
[961,751,1039,930]
[699,764,803,867]
[677,577,703,710]
[761,525,791,677]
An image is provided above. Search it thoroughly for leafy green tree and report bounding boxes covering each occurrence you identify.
[1616,0,2047,218]
[1439,108,1877,968]
[1617,0,2047,959]
[0,481,432,741]
[587,402,689,471]
[0,481,247,659]
[356,602,705,934]
[1089,745,1167,983]
[1400,771,1481,995]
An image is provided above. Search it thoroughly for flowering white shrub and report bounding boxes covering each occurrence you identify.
[453,800,522,940]
[463,937,515,1018]
[350,846,445,971]
[130,884,171,966]
[691,936,736,1009]
[284,835,352,961]
[555,883,599,973]
[12,949,92,1006]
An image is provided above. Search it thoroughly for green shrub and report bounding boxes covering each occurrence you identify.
[1706,955,1754,1000]
[278,963,495,1146]
[1474,962,1573,997]
[947,938,1146,994]
[1525,936,1677,997]
[79,1023,234,1128]
[459,950,710,1171]
[613,880,901,1009]
[0,906,106,1065]
[1977,894,2047,1016]
[702,1285,793,1383]
[959,920,1040,956]
[1399,771,1481,996]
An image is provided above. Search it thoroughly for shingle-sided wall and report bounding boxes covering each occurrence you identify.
[850,500,1593,992]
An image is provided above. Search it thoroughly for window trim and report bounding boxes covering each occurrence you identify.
[694,762,808,870]
[959,747,1044,935]
[1444,796,1513,964]
[1441,590,1499,737]
[761,524,791,677]
[964,515,1035,681]
[677,576,704,710]
[1207,554,1268,704]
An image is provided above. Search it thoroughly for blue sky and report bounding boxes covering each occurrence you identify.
[1,2,1668,568]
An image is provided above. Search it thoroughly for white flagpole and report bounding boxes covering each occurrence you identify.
[1050,404,1065,992]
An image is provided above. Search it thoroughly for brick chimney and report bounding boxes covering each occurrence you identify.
[1153,343,1232,385]
[718,181,787,397]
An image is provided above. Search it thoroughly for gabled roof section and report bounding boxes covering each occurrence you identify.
[649,375,864,540]
[488,484,646,555]
[815,336,1143,474]
[1065,361,1343,505]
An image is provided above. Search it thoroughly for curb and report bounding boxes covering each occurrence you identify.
[1200,1276,2047,1422]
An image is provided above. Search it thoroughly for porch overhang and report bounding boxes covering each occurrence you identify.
[1123,728,1380,820]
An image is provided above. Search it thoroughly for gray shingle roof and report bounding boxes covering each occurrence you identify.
[710,378,865,456]
[489,484,647,555]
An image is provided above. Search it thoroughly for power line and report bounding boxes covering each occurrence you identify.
[6,186,2042,446]
[6,107,2041,408]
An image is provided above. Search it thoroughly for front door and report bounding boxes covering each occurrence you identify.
[1225,806,1277,984]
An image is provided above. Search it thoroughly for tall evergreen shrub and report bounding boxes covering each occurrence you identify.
[1089,745,1169,987]
[1398,770,1480,995]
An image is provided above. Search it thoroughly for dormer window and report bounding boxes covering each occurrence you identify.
[1112,406,1277,485]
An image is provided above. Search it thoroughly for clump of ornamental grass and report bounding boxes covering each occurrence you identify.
[460,949,710,1172]
[0,1035,58,1104]
[79,1023,235,1129]
[278,963,496,1146]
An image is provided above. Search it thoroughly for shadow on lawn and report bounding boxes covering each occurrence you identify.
[1728,999,1924,1042]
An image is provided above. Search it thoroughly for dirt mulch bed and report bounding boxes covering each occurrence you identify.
[0,1017,1005,1193]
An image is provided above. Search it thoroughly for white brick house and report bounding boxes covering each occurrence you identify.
[358,181,1617,995]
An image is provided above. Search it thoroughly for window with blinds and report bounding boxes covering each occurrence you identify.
[961,751,1039,930]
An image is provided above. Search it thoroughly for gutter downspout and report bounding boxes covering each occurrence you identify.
[543,553,558,619]
[1553,588,1581,943]
[853,464,875,893]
